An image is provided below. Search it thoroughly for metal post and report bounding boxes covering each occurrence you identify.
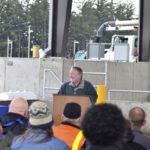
[28,25,33,58]
[10,41,13,57]
[7,37,13,57]
[7,37,9,57]
[73,40,79,57]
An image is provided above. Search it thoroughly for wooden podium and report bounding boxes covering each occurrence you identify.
[53,94,92,125]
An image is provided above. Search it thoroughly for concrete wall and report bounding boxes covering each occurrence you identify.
[0,59,5,93]
[1,57,150,102]
[109,100,150,134]
[0,58,40,96]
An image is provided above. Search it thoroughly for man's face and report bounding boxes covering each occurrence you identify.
[69,68,81,84]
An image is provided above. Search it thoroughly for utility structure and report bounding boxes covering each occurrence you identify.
[43,0,150,62]
[96,20,139,39]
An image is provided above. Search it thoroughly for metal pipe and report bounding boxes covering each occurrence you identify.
[104,61,108,86]
[83,72,106,75]
[108,89,150,100]
[96,20,139,38]
[96,21,115,37]
[44,69,62,84]
[115,20,138,26]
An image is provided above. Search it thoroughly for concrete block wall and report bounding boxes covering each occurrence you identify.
[107,62,150,102]
[0,57,40,96]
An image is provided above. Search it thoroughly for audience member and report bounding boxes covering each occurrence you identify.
[123,118,146,150]
[129,106,150,150]
[58,66,98,104]
[53,102,86,150]
[0,97,28,137]
[81,103,134,150]
[11,101,69,150]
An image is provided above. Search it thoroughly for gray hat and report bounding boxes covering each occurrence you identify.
[29,101,53,128]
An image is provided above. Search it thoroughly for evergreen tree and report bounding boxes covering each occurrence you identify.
[0,0,29,57]
[29,0,49,49]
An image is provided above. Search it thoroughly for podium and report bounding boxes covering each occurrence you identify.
[53,94,92,125]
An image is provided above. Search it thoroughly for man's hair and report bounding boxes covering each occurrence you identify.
[72,66,83,76]
[63,102,81,119]
[81,103,125,145]
[129,107,146,127]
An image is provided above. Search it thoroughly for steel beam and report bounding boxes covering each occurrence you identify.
[51,0,72,57]
[139,0,150,61]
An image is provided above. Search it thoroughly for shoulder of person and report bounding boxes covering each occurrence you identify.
[51,137,69,149]
[62,81,70,85]
[84,80,93,86]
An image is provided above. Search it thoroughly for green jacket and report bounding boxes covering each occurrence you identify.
[58,80,98,104]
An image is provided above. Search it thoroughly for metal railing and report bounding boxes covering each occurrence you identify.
[108,89,150,101]
[74,61,108,87]
[43,69,62,99]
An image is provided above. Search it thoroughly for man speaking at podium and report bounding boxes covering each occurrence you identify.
[58,66,97,104]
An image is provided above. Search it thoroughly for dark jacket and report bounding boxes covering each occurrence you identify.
[89,142,133,150]
[58,80,97,104]
[123,127,146,150]
[0,112,28,137]
[89,141,146,150]
[132,128,150,150]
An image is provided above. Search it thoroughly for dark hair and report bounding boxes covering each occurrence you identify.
[17,127,53,144]
[63,102,81,119]
[129,107,145,127]
[81,103,125,145]
[72,66,83,76]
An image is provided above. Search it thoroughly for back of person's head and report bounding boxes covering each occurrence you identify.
[9,97,28,117]
[81,103,125,146]
[62,102,81,126]
[62,102,81,125]
[29,101,53,130]
[129,107,146,128]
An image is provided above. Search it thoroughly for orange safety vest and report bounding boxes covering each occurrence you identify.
[53,124,86,150]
